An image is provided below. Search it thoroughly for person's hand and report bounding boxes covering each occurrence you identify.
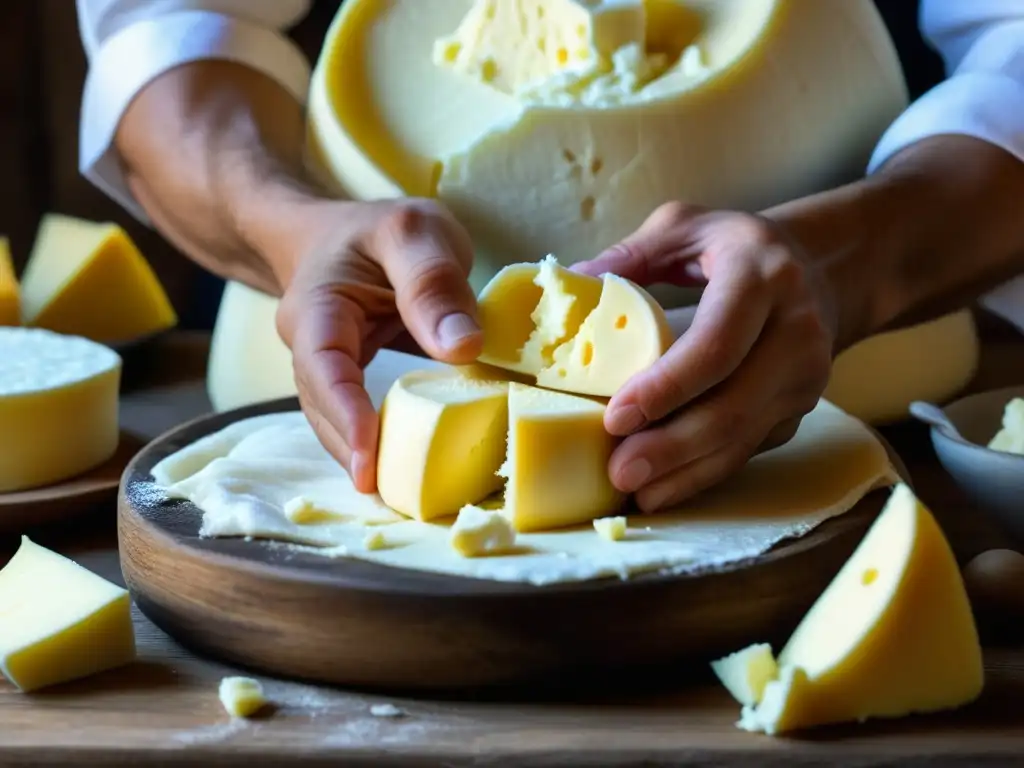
[273,198,483,494]
[573,203,838,513]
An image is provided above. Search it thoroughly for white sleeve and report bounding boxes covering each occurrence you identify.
[77,0,314,222]
[868,0,1024,172]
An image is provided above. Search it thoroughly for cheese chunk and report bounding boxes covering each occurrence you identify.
[376,370,509,521]
[218,676,267,718]
[19,213,177,344]
[284,496,343,525]
[593,515,627,541]
[734,484,983,735]
[433,0,646,95]
[0,237,19,327]
[988,397,1024,456]
[450,505,516,557]
[478,256,672,397]
[501,382,622,531]
[0,537,136,692]
[0,328,121,493]
[363,530,388,551]
[710,643,778,707]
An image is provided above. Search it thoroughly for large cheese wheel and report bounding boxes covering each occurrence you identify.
[207,0,979,422]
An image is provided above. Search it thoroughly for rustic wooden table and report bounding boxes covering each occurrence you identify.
[2,314,1023,767]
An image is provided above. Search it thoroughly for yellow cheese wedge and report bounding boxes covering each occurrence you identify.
[433,0,647,95]
[450,505,517,557]
[727,483,984,735]
[0,237,19,327]
[478,256,672,397]
[988,397,1024,455]
[0,537,136,692]
[501,382,622,531]
[0,328,121,493]
[19,213,177,344]
[710,643,778,707]
[218,676,267,718]
[376,370,510,521]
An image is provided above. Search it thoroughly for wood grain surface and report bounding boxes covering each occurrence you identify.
[0,317,1020,766]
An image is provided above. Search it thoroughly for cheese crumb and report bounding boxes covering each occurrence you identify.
[363,530,387,551]
[450,505,516,557]
[988,397,1024,455]
[218,677,267,718]
[284,496,338,524]
[593,516,627,541]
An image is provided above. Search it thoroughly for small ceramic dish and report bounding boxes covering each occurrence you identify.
[911,386,1024,544]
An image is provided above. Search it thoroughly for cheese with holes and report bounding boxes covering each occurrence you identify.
[988,397,1024,456]
[0,537,136,692]
[219,677,267,718]
[501,382,622,531]
[19,213,177,344]
[376,370,509,521]
[726,484,983,735]
[478,256,672,396]
[0,238,18,327]
[710,643,778,707]
[0,328,121,493]
[450,505,517,556]
[433,0,647,95]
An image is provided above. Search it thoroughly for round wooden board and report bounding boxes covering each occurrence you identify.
[120,397,908,693]
[0,432,145,534]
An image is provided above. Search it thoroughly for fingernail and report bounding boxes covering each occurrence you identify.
[619,458,652,491]
[436,312,480,351]
[607,404,646,435]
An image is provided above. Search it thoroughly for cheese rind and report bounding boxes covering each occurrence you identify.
[450,505,517,557]
[0,328,121,493]
[502,382,622,531]
[735,483,984,735]
[218,676,267,718]
[988,397,1024,455]
[0,537,136,692]
[376,370,510,521]
[0,237,19,327]
[19,213,177,344]
[710,643,778,707]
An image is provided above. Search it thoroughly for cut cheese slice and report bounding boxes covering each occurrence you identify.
[501,382,622,531]
[732,483,984,735]
[0,537,136,692]
[376,370,509,521]
[710,643,778,707]
[477,256,672,397]
[0,237,18,327]
[433,0,647,95]
[218,676,267,718]
[19,213,177,344]
[0,328,121,493]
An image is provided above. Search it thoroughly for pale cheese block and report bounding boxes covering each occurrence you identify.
[988,397,1024,456]
[710,643,778,707]
[501,382,622,531]
[433,0,648,95]
[218,676,267,718]
[0,328,121,493]
[450,505,517,557]
[0,237,19,327]
[376,370,509,521]
[19,213,177,344]
[729,483,983,735]
[0,537,136,692]
[478,256,672,396]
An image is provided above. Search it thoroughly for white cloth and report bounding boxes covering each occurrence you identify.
[76,0,1024,330]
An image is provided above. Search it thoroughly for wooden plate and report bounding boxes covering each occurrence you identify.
[120,398,907,693]
[0,432,145,534]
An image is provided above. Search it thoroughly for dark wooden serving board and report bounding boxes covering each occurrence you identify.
[119,397,908,693]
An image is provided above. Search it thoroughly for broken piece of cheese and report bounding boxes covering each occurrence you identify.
[988,397,1024,456]
[0,238,19,327]
[433,0,647,95]
[478,256,672,397]
[722,483,983,735]
[219,676,267,718]
[0,537,136,692]
[710,643,778,707]
[0,328,121,493]
[377,371,622,530]
[19,213,177,344]
[450,505,517,557]
[376,371,509,521]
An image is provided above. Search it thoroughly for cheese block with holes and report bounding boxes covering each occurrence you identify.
[725,483,984,735]
[478,255,673,396]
